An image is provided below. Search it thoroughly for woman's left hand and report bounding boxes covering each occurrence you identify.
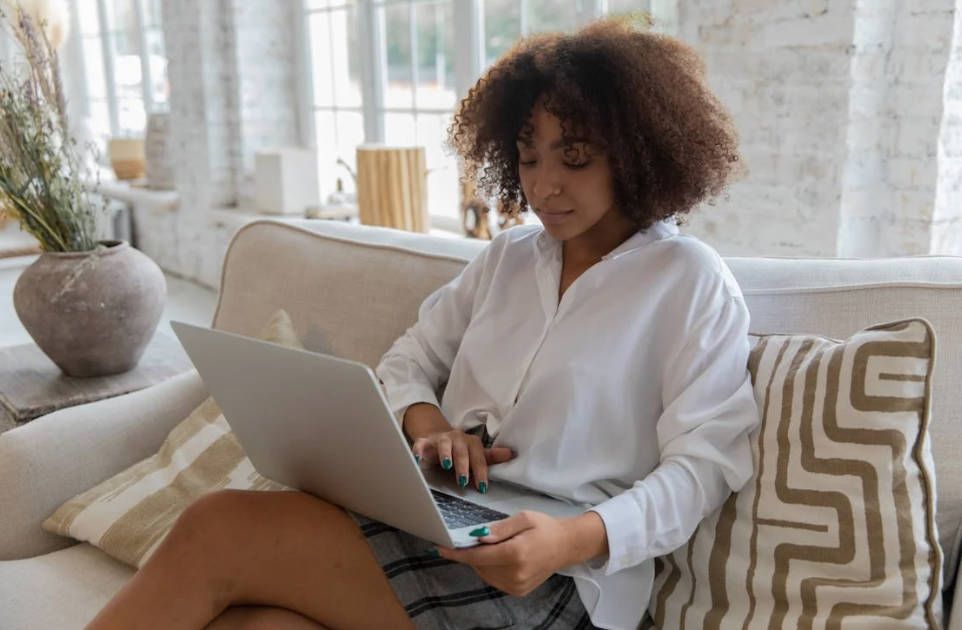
[437,511,585,597]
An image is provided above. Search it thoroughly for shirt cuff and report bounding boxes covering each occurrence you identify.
[588,491,649,576]
[380,380,439,427]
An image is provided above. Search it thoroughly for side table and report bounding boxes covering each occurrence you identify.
[0,332,194,434]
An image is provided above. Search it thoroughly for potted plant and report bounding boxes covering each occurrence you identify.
[5,7,166,377]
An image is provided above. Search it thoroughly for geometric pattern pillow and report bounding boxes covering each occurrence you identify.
[41,309,300,569]
[646,319,943,629]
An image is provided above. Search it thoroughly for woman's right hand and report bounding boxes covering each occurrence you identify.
[411,429,515,494]
[403,403,514,494]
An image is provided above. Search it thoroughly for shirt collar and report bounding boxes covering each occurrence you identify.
[534,217,680,262]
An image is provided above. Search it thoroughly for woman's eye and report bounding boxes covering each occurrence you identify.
[519,159,537,166]
[564,160,590,169]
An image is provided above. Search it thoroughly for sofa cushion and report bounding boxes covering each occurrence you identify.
[0,543,133,629]
[41,310,299,568]
[647,319,942,628]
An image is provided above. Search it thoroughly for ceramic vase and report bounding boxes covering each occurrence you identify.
[13,241,166,377]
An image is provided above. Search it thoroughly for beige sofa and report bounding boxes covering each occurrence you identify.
[2,218,962,628]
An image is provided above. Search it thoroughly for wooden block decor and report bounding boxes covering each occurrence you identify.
[356,146,430,233]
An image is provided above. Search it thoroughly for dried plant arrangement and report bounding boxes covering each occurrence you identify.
[0,5,103,251]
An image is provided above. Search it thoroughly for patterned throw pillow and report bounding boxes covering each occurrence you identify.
[646,319,943,629]
[42,310,300,568]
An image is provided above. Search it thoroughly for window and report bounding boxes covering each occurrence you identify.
[302,0,639,232]
[67,0,169,147]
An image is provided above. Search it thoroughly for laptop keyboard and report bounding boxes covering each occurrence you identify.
[431,489,509,529]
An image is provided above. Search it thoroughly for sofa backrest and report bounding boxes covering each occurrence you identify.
[213,219,962,581]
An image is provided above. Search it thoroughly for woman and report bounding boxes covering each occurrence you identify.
[88,18,759,630]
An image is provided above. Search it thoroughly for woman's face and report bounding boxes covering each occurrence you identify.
[517,104,622,244]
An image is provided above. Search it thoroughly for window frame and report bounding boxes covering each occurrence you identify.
[67,0,161,138]
[299,0,609,233]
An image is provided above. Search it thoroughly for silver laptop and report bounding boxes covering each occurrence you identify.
[170,321,582,548]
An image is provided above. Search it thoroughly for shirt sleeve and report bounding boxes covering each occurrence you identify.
[588,292,759,575]
[374,242,493,427]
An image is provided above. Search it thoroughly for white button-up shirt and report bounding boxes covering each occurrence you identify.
[375,220,760,630]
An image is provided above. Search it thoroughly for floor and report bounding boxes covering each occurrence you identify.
[0,254,219,349]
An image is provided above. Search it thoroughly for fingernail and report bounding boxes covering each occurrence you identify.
[479,481,487,494]
[458,474,468,488]
[442,458,453,470]
[414,454,421,464]
[427,547,439,558]
[469,526,490,537]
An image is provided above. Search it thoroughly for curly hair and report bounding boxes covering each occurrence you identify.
[448,18,741,230]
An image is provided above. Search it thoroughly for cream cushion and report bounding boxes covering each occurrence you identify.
[647,319,942,628]
[41,310,299,569]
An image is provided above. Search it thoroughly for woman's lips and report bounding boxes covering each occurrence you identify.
[537,210,574,225]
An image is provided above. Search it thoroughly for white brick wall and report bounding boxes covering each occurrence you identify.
[678,0,855,256]
[675,0,958,257]
[933,0,962,255]
[229,0,302,209]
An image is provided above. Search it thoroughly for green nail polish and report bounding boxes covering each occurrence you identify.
[427,548,439,558]
[469,526,490,537]
[414,454,421,464]
[458,474,468,487]
[479,481,487,494]
[442,458,453,470]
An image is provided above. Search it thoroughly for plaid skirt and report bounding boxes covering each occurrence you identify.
[349,512,598,629]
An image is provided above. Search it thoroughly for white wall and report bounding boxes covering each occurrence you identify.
[677,0,959,257]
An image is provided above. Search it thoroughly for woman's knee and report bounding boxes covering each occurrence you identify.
[205,605,325,629]
[168,489,257,547]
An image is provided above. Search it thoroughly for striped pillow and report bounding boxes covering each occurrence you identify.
[42,310,300,569]
[646,319,943,629]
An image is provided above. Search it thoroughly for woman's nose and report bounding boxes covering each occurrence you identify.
[531,165,562,202]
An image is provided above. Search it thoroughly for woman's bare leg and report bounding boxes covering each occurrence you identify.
[85,489,413,629]
[205,605,325,629]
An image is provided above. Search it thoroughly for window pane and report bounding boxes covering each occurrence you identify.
[308,7,360,108]
[113,51,142,101]
[106,0,138,38]
[382,3,413,109]
[416,112,449,167]
[77,0,101,35]
[308,0,357,8]
[420,114,459,220]
[606,0,649,16]
[144,26,164,56]
[527,0,578,34]
[145,29,169,107]
[117,97,145,134]
[415,1,455,110]
[330,7,361,107]
[314,110,339,193]
[335,110,364,189]
[308,12,334,107]
[88,99,111,143]
[145,0,163,28]
[83,37,107,99]
[384,112,416,147]
[111,24,138,57]
[484,0,522,67]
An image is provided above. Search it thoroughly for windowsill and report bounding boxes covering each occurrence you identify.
[85,175,180,212]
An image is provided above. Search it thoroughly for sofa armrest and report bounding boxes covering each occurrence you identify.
[951,545,962,630]
[0,370,207,560]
